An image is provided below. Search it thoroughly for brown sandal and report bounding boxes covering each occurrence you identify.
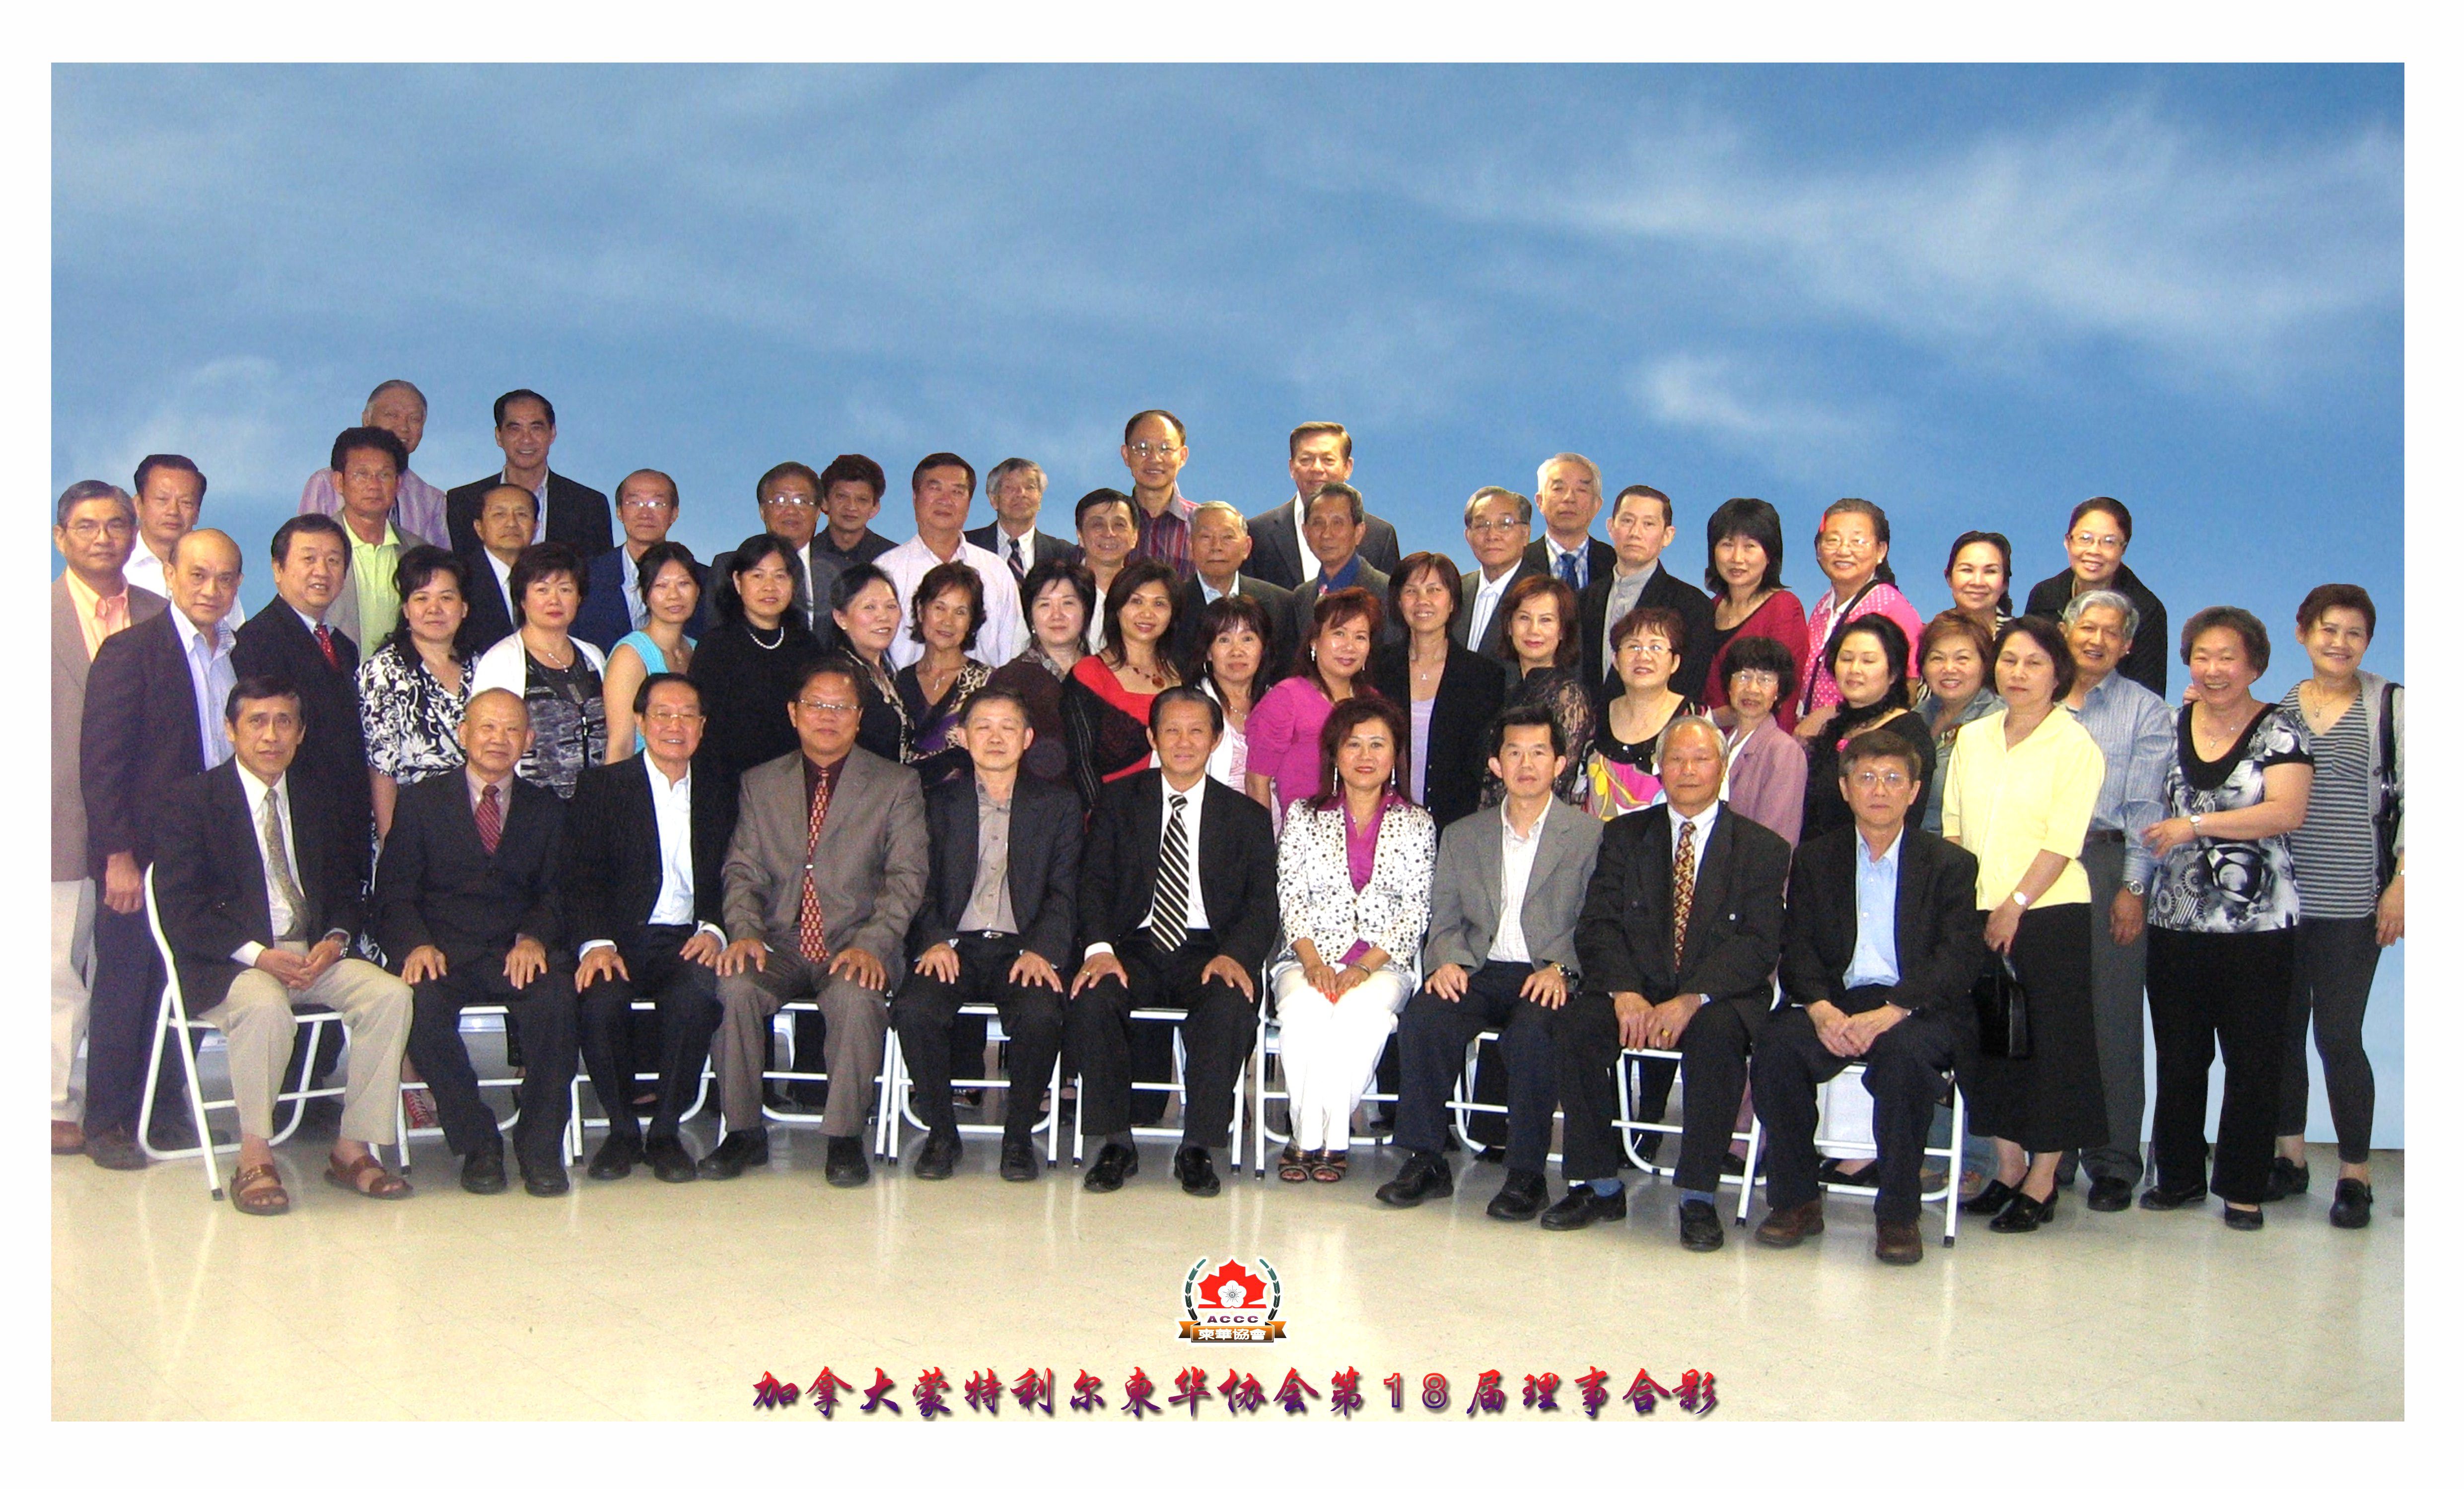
[1309,1151,1349,1183]
[1277,1146,1316,1183]
[323,1152,413,1201]
[230,1162,290,1217]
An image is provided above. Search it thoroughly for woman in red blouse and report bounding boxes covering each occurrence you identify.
[1698,497,1807,731]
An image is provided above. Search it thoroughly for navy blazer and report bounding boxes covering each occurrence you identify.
[1781,825,1987,1022]
[559,755,734,960]
[573,546,710,654]
[230,598,372,858]
[445,471,614,562]
[373,770,566,963]
[81,609,211,873]
[1079,771,1279,978]
[1575,804,1791,1006]
[153,762,366,1013]
[912,770,1083,968]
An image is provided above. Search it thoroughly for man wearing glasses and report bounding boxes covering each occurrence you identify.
[2022,497,2168,697]
[707,462,829,638]
[1120,409,1202,581]
[576,469,708,653]
[1243,421,1403,591]
[1454,486,1544,662]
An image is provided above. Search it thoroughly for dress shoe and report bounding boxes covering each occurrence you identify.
[1375,1151,1455,1208]
[2086,1176,2135,1212]
[586,1135,640,1181]
[1753,1199,1825,1248]
[698,1129,769,1180]
[646,1136,699,1183]
[998,1138,1038,1182]
[1485,1169,1549,1222]
[146,1105,200,1152]
[84,1127,147,1171]
[52,1121,86,1155]
[1817,1157,1877,1189]
[2328,1178,2373,1229]
[1474,1144,1506,1164]
[1961,1179,2019,1215]
[2136,1179,2209,1212]
[1174,1145,1221,1197]
[2263,1156,2311,1202]
[2223,1204,2265,1231]
[1875,1219,1924,1265]
[914,1128,962,1181]
[1989,1187,2058,1233]
[523,1164,571,1198]
[1540,1184,1626,1231]
[460,1148,508,1195]
[824,1135,871,1188]
[1083,1141,1138,1192]
[1679,1199,1725,1251]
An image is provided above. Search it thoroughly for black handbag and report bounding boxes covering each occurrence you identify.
[1971,954,2031,1059]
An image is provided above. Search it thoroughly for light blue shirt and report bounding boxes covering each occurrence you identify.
[168,606,237,769]
[2068,670,2175,885]
[1845,828,1903,989]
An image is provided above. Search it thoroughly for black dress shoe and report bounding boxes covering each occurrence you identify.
[1540,1184,1626,1231]
[1083,1142,1139,1192]
[914,1129,962,1181]
[523,1164,571,1198]
[1961,1179,2019,1215]
[698,1130,769,1181]
[1486,1169,1549,1222]
[998,1138,1038,1182]
[2223,1204,2265,1231]
[2136,1179,2209,1212]
[2086,1176,2134,1212]
[83,1127,148,1172]
[1174,1145,1221,1197]
[1474,1144,1507,1164]
[1375,1151,1455,1208]
[646,1136,698,1184]
[1679,1199,1725,1251]
[2263,1156,2311,1202]
[825,1135,871,1188]
[1818,1157,1877,1188]
[1989,1187,2057,1233]
[2328,1178,2373,1229]
[461,1149,508,1195]
[587,1135,640,1181]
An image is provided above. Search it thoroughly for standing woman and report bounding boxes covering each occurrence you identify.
[1715,635,1808,850]
[990,558,1092,789]
[1801,614,1934,843]
[1480,573,1593,809]
[1917,609,2006,833]
[1699,498,1807,730]
[600,540,701,764]
[2139,608,2314,1231]
[827,561,914,765]
[1944,532,2014,639]
[360,545,475,839]
[1247,587,1380,828]
[1583,606,1701,819]
[2024,497,2169,698]
[472,540,606,799]
[1193,593,1275,792]
[1373,552,1508,829]
[1796,498,1923,740]
[2271,584,2399,1227]
[1268,695,1436,1182]
[1943,615,2110,1233]
[896,561,993,789]
[1061,556,1181,808]
[696,534,828,791]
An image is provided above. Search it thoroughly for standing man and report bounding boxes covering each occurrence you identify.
[52,481,165,1156]
[1074,488,1139,652]
[705,656,929,1187]
[319,425,414,651]
[969,458,1079,594]
[1579,484,1718,705]
[1120,409,1200,581]
[232,515,374,869]
[705,462,825,638]
[445,389,613,562]
[79,528,245,1169]
[1243,421,1403,590]
[807,454,897,644]
[877,453,1027,670]
[1173,502,1304,671]
[124,454,245,622]
[298,378,450,547]
[577,469,707,653]
[1526,453,1612,595]
[1293,483,1393,643]
[1456,486,1543,663]
[459,484,535,656]
[2023,496,2168,697]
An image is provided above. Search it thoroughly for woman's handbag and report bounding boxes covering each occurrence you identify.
[1971,953,2031,1059]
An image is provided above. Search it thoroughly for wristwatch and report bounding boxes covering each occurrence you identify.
[2010,889,2032,909]
[2189,813,2205,839]
[2122,879,2146,897]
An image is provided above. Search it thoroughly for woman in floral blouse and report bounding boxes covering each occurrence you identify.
[359,545,475,838]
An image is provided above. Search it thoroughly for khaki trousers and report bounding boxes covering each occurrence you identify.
[52,880,95,1123]
[199,948,414,1144]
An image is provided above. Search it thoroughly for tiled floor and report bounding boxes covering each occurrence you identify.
[52,1116,2402,1421]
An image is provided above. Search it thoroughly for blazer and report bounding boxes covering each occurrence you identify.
[153,763,364,1014]
[560,755,735,960]
[1241,498,1403,592]
[458,549,521,657]
[1574,803,1791,1007]
[721,747,929,985]
[574,545,709,655]
[1722,713,1811,851]
[1780,825,1987,1022]
[372,770,566,963]
[445,471,614,563]
[1577,565,1720,706]
[1453,554,1547,662]
[1172,572,1307,675]
[911,770,1083,968]
[1525,535,1617,595]
[1371,640,1509,829]
[966,522,1080,580]
[230,598,373,850]
[1079,771,1279,978]
[1423,798,1605,979]
[53,577,167,881]
[81,609,213,874]
[2024,562,2169,699]
[1268,797,1439,988]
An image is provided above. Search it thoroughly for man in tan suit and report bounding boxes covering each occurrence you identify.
[705,654,927,1188]
[53,481,166,1155]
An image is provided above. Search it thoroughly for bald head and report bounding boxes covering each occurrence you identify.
[459,687,533,783]
[167,528,243,632]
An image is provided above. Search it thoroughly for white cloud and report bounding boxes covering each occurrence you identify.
[1630,352,1875,479]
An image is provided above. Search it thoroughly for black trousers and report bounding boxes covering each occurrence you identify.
[893,933,1065,1143]
[2277,916,2383,1163]
[1395,961,1557,1173]
[577,925,722,1146]
[1962,903,2107,1154]
[1753,1003,1961,1224]
[1064,931,1254,1150]
[85,902,183,1137]
[2147,926,2294,1205]
[405,948,579,1174]
[1555,989,1761,1193]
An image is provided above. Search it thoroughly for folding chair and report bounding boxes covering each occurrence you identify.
[1074,1005,1246,1171]
[1447,1027,1564,1166]
[878,1003,1065,1166]
[756,1002,895,1142]
[1612,1046,1760,1224]
[137,865,353,1200]
[1778,1059,1971,1245]
[1249,1004,1396,1179]
[565,997,715,1157]
[393,1005,523,1171]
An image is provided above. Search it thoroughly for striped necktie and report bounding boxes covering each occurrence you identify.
[1150,793,1190,952]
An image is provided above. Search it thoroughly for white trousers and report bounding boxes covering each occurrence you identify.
[1271,965,1409,1152]
[52,880,94,1123]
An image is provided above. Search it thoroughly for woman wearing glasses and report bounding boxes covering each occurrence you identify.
[2024,497,2170,698]
[1794,498,1923,743]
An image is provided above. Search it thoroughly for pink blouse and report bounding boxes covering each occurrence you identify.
[1800,581,1923,715]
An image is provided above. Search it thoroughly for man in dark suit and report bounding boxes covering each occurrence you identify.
[1554,716,1792,1250]
[458,482,534,656]
[575,469,709,653]
[1242,421,1402,590]
[1525,452,1614,595]
[2021,495,2169,698]
[1291,483,1394,648]
[80,528,245,1170]
[803,453,898,646]
[1578,484,1719,705]
[1066,687,1278,1198]
[231,514,373,877]
[562,674,732,1184]
[1455,486,1544,663]
[153,679,416,1213]
[1172,501,1306,672]
[894,687,1081,1182]
[1754,729,1987,1264]
[445,388,612,563]
[968,458,1080,598]
[376,687,576,1196]
[705,461,830,639]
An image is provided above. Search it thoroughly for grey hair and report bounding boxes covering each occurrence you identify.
[1463,485,1533,526]
[2063,587,2141,639]
[1537,452,1603,495]
[364,378,427,415]
[56,479,133,528]
[1662,714,1727,757]
[1192,500,1247,534]
[985,458,1047,497]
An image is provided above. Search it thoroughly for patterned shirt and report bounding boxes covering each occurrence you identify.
[1129,490,1198,580]
[2148,704,2312,935]
[358,643,473,785]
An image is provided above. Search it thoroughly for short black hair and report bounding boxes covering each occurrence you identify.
[480,481,540,519]
[133,453,205,499]
[1148,683,1223,738]
[718,533,812,629]
[1075,487,1135,529]
[636,672,704,717]
[384,545,475,663]
[2068,496,2134,544]
[224,674,301,724]
[330,425,409,478]
[508,541,589,623]
[818,453,886,500]
[1486,702,1566,760]
[632,540,701,606]
[1994,614,2079,699]
[493,388,556,428]
[1840,723,1926,780]
[910,452,976,494]
[908,561,987,651]
[757,461,822,501]
[55,479,133,529]
[1822,612,1914,711]
[2178,605,2271,675]
[1021,558,1097,634]
[1611,483,1673,524]
[957,683,1030,727]
[271,512,349,566]
[1702,497,1785,595]
[1124,408,1188,445]
[792,651,866,699]
[2295,584,2376,642]
[828,559,896,617]
[1717,634,1798,703]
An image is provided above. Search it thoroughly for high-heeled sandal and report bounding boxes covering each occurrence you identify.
[1309,1150,1349,1183]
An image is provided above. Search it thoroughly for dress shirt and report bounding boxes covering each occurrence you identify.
[1467,564,1519,654]
[466,766,516,815]
[578,763,719,953]
[65,569,131,661]
[992,526,1042,577]
[1086,774,1211,958]
[621,544,655,632]
[1290,502,1320,584]
[1130,490,1199,577]
[1197,572,1243,607]
[1844,827,1904,990]
[126,543,247,622]
[1544,535,1593,592]
[231,768,337,966]
[299,466,451,548]
[1600,560,1658,677]
[169,605,238,769]
[348,522,405,644]
[1940,707,2103,909]
[2069,670,2174,885]
[877,535,1027,671]
[484,549,518,627]
[1489,797,1551,965]
[1319,553,1364,593]
[1667,801,1720,893]
[954,779,1020,936]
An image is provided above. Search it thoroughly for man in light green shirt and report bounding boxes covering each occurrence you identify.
[327,425,413,648]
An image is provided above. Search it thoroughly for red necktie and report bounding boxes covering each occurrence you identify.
[475,782,503,855]
[796,770,832,964]
[313,622,339,670]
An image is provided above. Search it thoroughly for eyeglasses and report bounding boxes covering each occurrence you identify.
[1126,442,1184,460]
[1817,535,1876,553]
[64,518,135,539]
[762,493,819,509]
[1617,639,1672,658]
[2068,531,2126,552]
[1467,518,1528,536]
[644,707,703,724]
[1850,770,1911,789]
[619,496,676,512]
[796,699,860,716]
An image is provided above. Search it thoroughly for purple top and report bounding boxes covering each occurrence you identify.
[1246,676,1337,826]
[1336,790,1398,962]
[1408,696,1435,806]
[298,465,452,550]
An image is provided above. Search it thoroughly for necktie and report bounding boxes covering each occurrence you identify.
[797,769,833,964]
[313,622,339,669]
[1670,818,1698,967]
[1555,550,1581,590]
[1149,793,1190,952]
[1008,536,1028,583]
[260,791,309,938]
[475,782,503,855]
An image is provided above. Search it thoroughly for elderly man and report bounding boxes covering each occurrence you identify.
[316,426,415,649]
[969,457,1079,589]
[1455,486,1543,662]
[706,462,825,636]
[1170,502,1304,670]
[1119,409,1200,580]
[1578,484,1717,705]
[2058,587,2177,1210]
[1525,453,1613,594]
[2023,497,2168,697]
[460,483,537,656]
[577,469,707,653]
[877,453,1027,670]
[232,515,374,871]
[1293,482,1393,643]
[123,454,245,622]
[297,379,450,547]
[1243,421,1403,590]
[445,388,612,560]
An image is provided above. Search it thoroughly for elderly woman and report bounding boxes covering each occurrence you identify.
[1584,606,1702,819]
[696,534,828,790]
[1801,614,1934,843]
[472,540,606,799]
[1373,551,1508,828]
[1716,635,1808,849]
[1193,593,1275,792]
[1268,694,1436,1183]
[2139,608,2314,1231]
[1062,556,1181,808]
[1247,586,1380,827]
[600,540,700,764]
[896,561,993,789]
[1480,573,1593,809]
[1917,609,2006,833]
[1944,531,2014,637]
[1796,497,1923,740]
[360,545,475,838]
[989,558,1092,789]
[2024,496,2169,697]
[1699,497,1807,731]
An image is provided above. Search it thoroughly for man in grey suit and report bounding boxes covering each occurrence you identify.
[705,653,928,1188]
[1378,705,1603,1219]
[1454,485,1545,662]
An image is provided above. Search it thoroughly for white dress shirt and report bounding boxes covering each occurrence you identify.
[1468,563,1519,651]
[1544,534,1594,592]
[877,535,1028,670]
[125,542,247,622]
[168,605,238,769]
[232,768,334,966]
[993,526,1041,576]
[1489,797,1551,965]
[485,549,518,626]
[1086,774,1212,959]
[1668,800,1720,894]
[579,763,721,954]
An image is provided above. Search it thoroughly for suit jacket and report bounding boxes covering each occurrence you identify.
[230,599,373,856]
[1577,564,1720,706]
[1781,825,1987,1022]
[1171,572,1306,675]
[1453,554,1547,662]
[445,471,614,562]
[1079,771,1279,977]
[81,609,212,873]
[458,548,521,657]
[53,577,167,881]
[1268,797,1438,988]
[1370,640,1509,829]
[912,770,1082,968]
[560,755,735,961]
[2024,562,2169,698]
[1241,498,1403,591]
[372,770,566,963]
[1574,804,1791,1006]
[966,522,1079,581]
[574,546,710,655]
[1423,798,1605,979]
[721,747,929,985]
[153,763,364,1014]
[1525,535,1616,596]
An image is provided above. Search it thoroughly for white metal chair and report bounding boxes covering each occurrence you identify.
[1249,1005,1398,1179]
[877,1003,1065,1166]
[758,1001,897,1141]
[1612,1046,1761,1224]
[1447,1027,1564,1166]
[565,997,715,1157]
[1777,1060,1971,1245]
[1073,1005,1246,1171]
[392,1004,523,1171]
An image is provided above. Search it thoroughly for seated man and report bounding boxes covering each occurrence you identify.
[1754,729,1986,1264]
[377,688,576,1197]
[894,686,1080,1182]
[1379,705,1602,1218]
[706,655,928,1187]
[153,677,415,1214]
[1554,716,1790,1250]
[563,674,732,1184]
[1065,687,1277,1198]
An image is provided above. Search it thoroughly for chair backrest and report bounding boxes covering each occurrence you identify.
[140,864,195,1028]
